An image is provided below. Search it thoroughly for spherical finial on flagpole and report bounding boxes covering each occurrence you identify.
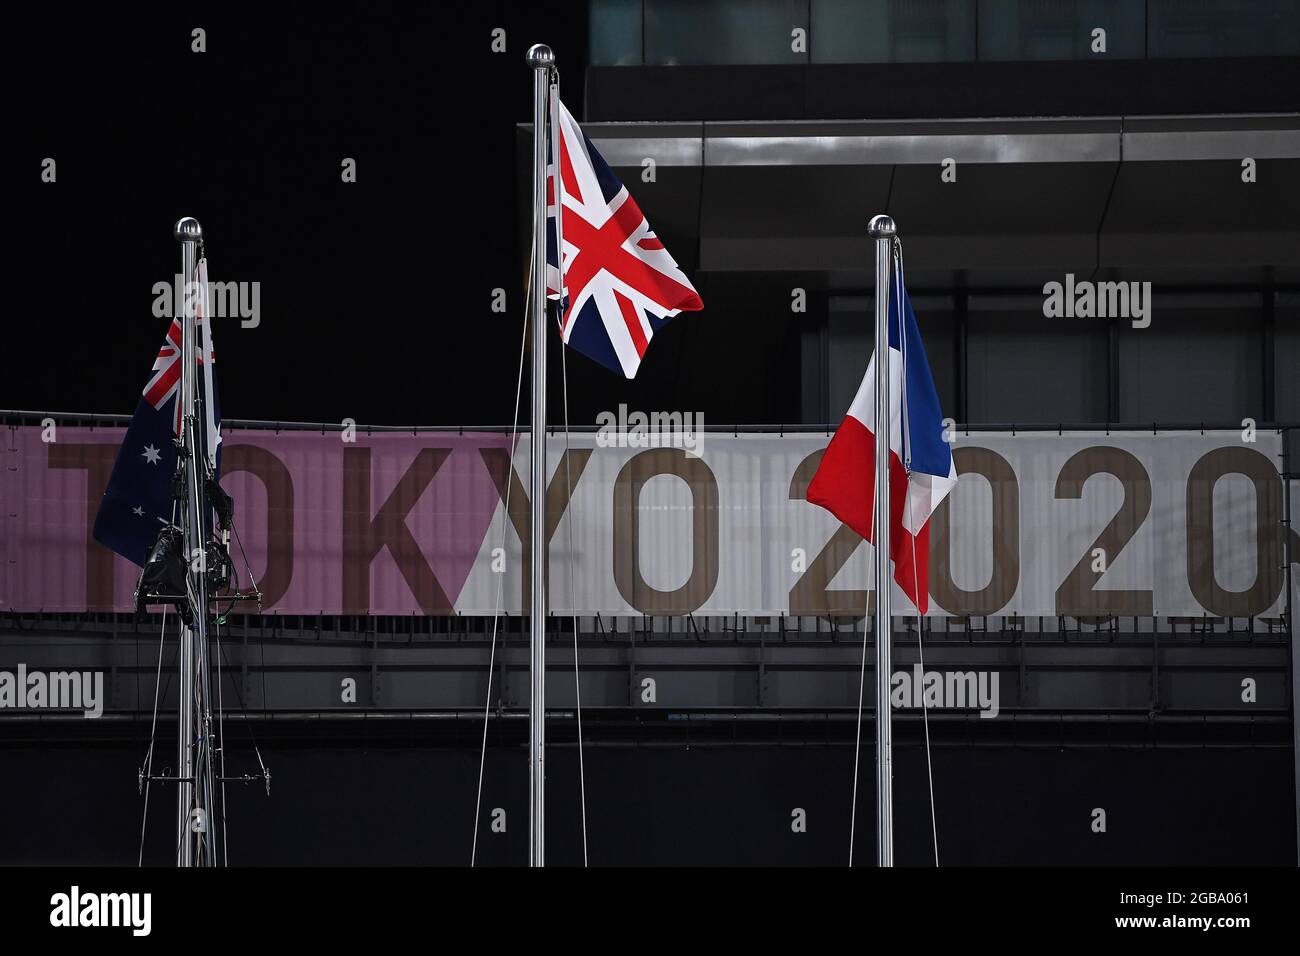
[173,217,203,242]
[527,44,554,69]
[868,214,895,238]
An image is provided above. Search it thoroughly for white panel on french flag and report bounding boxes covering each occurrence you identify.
[806,264,958,613]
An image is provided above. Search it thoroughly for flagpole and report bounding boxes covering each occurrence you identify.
[869,213,895,867]
[527,42,554,868]
[173,216,215,866]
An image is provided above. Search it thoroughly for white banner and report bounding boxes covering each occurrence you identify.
[457,430,1289,618]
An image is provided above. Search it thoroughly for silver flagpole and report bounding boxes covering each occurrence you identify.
[526,42,554,868]
[174,218,198,867]
[173,216,215,866]
[869,213,895,867]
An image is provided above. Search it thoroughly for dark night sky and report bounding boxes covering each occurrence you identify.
[9,3,679,428]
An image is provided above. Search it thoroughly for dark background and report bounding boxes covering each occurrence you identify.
[10,5,1298,430]
[5,3,1297,867]
[11,2,592,427]
[3,739,1292,866]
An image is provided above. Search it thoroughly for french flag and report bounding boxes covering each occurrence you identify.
[806,263,958,613]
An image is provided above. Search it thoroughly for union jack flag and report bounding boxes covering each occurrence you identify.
[545,94,702,378]
[142,266,219,444]
[144,319,186,435]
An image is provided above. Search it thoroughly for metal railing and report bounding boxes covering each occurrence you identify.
[3,409,1298,434]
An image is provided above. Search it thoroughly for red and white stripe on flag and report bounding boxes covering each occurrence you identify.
[806,346,958,614]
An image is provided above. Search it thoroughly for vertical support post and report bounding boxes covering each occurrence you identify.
[1283,429,1298,865]
[173,216,213,866]
[868,213,895,868]
[526,42,555,869]
[1262,278,1275,424]
[1106,316,1119,424]
[954,286,968,425]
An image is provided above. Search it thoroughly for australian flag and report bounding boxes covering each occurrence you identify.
[93,259,221,566]
[545,92,702,378]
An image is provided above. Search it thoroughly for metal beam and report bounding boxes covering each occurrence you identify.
[571,115,1300,169]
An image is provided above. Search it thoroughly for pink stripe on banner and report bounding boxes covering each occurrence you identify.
[0,426,515,614]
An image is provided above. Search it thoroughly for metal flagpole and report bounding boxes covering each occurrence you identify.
[869,213,896,867]
[174,216,216,866]
[527,43,554,868]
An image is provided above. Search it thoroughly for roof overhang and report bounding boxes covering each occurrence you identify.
[523,113,1300,288]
